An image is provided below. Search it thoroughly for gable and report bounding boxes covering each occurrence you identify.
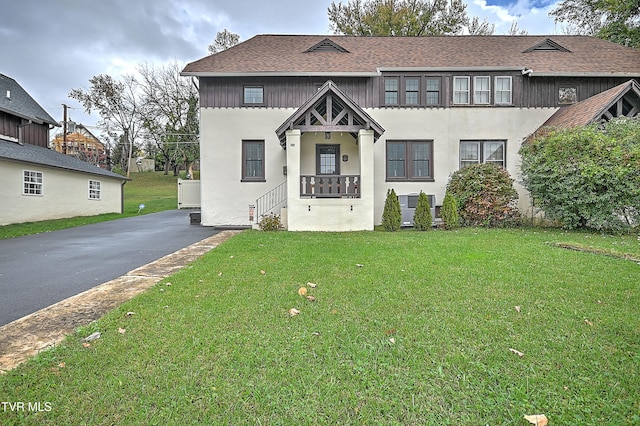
[304,38,349,53]
[523,38,571,53]
[542,80,640,129]
[276,81,384,145]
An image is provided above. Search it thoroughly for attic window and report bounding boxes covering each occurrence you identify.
[524,38,571,53]
[304,38,349,53]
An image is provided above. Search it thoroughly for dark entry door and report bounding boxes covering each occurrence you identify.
[316,144,340,175]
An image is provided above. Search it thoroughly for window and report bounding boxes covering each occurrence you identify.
[405,78,420,105]
[494,77,512,104]
[243,86,264,104]
[426,78,440,105]
[242,140,265,181]
[316,145,340,175]
[453,77,470,104]
[384,78,399,105]
[89,180,101,200]
[460,140,505,169]
[474,76,490,104]
[23,170,43,195]
[386,140,433,181]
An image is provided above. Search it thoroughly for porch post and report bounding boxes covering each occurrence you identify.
[358,129,375,230]
[285,129,301,228]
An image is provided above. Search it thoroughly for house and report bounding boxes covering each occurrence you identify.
[0,74,127,225]
[50,123,109,169]
[181,35,640,231]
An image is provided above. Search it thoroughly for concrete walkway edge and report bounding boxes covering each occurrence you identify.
[0,230,240,373]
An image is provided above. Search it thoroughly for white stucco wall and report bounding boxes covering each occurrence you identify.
[0,160,124,225]
[199,106,557,229]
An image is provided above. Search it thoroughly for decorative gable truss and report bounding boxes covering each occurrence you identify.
[276,80,384,145]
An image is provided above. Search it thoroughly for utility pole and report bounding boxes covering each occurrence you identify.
[62,104,68,154]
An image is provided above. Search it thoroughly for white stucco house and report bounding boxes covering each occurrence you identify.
[0,74,128,225]
[181,35,640,231]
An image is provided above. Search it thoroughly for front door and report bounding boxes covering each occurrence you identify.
[316,144,340,175]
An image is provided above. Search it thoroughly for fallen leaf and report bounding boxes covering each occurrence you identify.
[524,414,548,426]
[389,337,396,344]
[260,270,266,275]
[312,331,320,336]
[82,343,91,348]
[159,288,165,292]
[306,295,316,302]
[218,272,223,277]
[356,264,364,268]
[509,348,524,357]
[385,328,397,335]
[118,328,126,335]
[585,319,594,327]
[288,308,301,317]
[165,282,172,286]
[230,255,234,258]
[58,362,66,368]
[126,311,136,316]
[330,309,338,314]
[515,306,521,313]
[307,282,317,288]
[298,287,308,296]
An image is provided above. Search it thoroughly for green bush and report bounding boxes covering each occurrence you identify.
[520,118,640,232]
[446,163,520,227]
[258,213,284,231]
[441,191,460,229]
[382,188,401,231]
[413,191,433,231]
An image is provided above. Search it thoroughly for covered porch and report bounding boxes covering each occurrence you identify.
[276,81,384,231]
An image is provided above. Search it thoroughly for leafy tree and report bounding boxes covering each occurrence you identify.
[441,191,460,229]
[519,118,640,231]
[413,191,433,230]
[70,74,144,176]
[382,188,402,231]
[208,29,240,54]
[550,0,640,47]
[446,163,520,227]
[328,0,468,36]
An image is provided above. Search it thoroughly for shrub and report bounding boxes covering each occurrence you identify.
[520,118,640,232]
[258,213,284,231]
[441,191,460,229]
[382,188,401,231]
[413,191,433,231]
[446,163,520,227]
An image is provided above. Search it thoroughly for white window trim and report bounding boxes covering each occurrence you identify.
[473,76,491,105]
[494,76,512,105]
[23,170,43,196]
[89,179,101,200]
[453,76,470,105]
[459,140,506,169]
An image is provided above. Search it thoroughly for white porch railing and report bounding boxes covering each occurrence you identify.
[300,175,360,198]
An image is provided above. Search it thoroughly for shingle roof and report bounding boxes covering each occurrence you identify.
[182,35,640,77]
[0,74,58,126]
[542,80,640,128]
[0,138,127,181]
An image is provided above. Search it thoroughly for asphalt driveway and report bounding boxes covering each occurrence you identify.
[0,210,219,326]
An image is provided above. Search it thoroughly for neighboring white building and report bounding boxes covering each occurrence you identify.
[181,35,640,231]
[0,74,127,225]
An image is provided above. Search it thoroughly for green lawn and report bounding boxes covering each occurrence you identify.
[1,229,638,425]
[0,172,180,239]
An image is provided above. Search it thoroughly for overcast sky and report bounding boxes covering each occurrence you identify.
[1,0,562,130]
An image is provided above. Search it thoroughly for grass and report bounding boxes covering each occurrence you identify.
[1,228,638,425]
[0,172,181,239]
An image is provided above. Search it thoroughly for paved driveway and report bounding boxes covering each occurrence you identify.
[0,210,219,326]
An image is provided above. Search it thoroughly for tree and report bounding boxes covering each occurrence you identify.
[328,0,469,36]
[382,188,402,231]
[70,74,144,176]
[507,21,528,35]
[519,118,640,231]
[468,16,495,35]
[549,0,640,47]
[208,29,240,54]
[137,61,200,176]
[441,191,460,229]
[413,191,433,230]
